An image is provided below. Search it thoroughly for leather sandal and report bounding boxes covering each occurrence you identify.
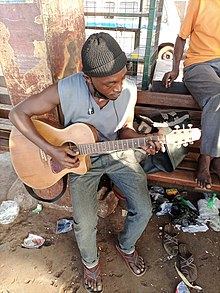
[83,263,103,293]
[177,243,197,283]
[115,244,147,277]
[162,224,179,256]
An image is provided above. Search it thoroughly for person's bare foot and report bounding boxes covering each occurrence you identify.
[195,155,212,189]
[210,157,220,180]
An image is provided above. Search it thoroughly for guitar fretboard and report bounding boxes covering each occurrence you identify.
[77,136,164,155]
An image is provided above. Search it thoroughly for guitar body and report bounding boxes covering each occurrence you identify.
[9,120,97,189]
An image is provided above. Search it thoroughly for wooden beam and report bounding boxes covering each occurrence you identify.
[0,118,12,131]
[147,170,220,192]
[0,76,7,88]
[0,104,13,119]
[0,94,11,105]
[137,91,200,110]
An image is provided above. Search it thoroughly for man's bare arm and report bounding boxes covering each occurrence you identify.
[9,84,79,168]
[9,84,60,152]
[162,36,186,88]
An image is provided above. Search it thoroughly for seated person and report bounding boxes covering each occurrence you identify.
[162,0,220,189]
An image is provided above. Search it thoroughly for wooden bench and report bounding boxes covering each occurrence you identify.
[0,75,12,152]
[136,90,220,194]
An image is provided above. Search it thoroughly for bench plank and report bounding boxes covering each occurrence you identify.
[147,170,220,192]
[0,118,12,129]
[0,104,13,119]
[135,106,201,121]
[0,93,11,105]
[0,76,7,88]
[137,91,200,110]
[0,138,9,151]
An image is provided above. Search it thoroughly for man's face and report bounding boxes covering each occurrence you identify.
[90,66,127,100]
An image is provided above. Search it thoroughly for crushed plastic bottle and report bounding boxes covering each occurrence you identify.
[176,197,197,211]
[207,193,217,208]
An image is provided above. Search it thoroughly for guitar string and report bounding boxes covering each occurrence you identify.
[67,135,165,153]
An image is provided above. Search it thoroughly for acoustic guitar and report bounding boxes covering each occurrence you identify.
[9,120,201,189]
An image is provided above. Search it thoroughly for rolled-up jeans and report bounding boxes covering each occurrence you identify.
[184,58,220,157]
[69,149,152,268]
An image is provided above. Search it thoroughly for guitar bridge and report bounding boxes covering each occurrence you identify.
[39,149,48,162]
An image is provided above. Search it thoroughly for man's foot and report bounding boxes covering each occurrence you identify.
[195,155,212,189]
[115,244,147,277]
[210,157,220,180]
[83,263,103,293]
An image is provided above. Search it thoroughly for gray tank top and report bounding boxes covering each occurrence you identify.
[58,72,136,141]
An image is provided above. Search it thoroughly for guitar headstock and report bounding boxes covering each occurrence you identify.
[166,125,201,148]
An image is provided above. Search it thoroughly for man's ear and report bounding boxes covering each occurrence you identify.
[83,74,92,84]
[83,74,94,94]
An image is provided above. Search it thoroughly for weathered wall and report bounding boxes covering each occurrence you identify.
[39,0,85,81]
[0,0,85,117]
[0,1,53,109]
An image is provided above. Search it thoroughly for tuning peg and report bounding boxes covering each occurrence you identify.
[176,144,181,149]
[174,125,180,130]
[183,143,188,147]
[187,123,193,129]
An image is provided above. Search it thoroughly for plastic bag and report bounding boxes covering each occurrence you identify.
[170,201,198,227]
[56,219,73,234]
[175,281,190,293]
[197,198,220,232]
[197,198,219,219]
[0,200,19,224]
[22,233,45,249]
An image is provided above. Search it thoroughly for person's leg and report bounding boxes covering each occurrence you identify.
[184,60,220,188]
[69,156,104,292]
[106,150,152,275]
[210,157,220,178]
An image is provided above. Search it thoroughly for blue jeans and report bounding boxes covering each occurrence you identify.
[69,150,152,268]
[184,58,220,157]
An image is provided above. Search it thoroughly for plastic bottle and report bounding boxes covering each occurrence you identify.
[176,197,197,211]
[207,193,217,208]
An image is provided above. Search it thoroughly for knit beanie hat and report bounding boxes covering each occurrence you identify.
[81,32,127,77]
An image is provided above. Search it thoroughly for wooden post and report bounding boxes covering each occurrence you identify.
[0,0,85,206]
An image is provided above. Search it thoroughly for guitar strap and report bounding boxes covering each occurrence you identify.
[23,175,68,203]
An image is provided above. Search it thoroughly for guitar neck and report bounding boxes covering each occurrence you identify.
[77,135,165,155]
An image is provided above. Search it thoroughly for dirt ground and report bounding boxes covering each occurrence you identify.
[0,193,219,293]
